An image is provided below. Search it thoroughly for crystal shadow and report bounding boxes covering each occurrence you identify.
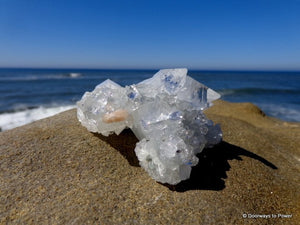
[93,129,140,167]
[94,130,277,191]
[169,141,277,192]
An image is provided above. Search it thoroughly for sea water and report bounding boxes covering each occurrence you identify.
[0,68,299,131]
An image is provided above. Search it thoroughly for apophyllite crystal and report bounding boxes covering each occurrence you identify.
[77,68,222,185]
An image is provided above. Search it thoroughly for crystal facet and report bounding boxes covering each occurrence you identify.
[77,69,222,185]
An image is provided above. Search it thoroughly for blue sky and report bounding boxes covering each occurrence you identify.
[0,0,299,70]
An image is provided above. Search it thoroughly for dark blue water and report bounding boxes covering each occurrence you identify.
[0,68,299,130]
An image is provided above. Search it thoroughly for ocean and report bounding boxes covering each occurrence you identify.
[0,68,299,131]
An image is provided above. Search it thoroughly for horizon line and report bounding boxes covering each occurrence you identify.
[0,66,300,72]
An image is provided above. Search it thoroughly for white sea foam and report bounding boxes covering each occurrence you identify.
[0,105,75,131]
[259,103,300,122]
[218,89,236,96]
[0,73,82,81]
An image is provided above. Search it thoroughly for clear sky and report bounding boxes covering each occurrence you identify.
[0,0,299,70]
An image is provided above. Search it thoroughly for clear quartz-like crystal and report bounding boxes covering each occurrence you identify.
[77,68,222,185]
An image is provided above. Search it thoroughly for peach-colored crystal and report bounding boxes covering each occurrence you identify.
[102,109,129,123]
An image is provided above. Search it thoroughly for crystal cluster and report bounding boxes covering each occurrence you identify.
[77,68,222,185]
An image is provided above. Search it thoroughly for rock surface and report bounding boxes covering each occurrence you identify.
[0,100,299,224]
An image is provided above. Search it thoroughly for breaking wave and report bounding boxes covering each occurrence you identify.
[0,73,83,81]
[0,105,75,131]
[258,103,300,122]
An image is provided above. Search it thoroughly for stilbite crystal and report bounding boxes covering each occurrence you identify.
[77,69,222,185]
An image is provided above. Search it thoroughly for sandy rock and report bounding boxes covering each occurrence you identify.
[0,100,299,224]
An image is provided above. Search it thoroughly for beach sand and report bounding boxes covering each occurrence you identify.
[0,100,299,224]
